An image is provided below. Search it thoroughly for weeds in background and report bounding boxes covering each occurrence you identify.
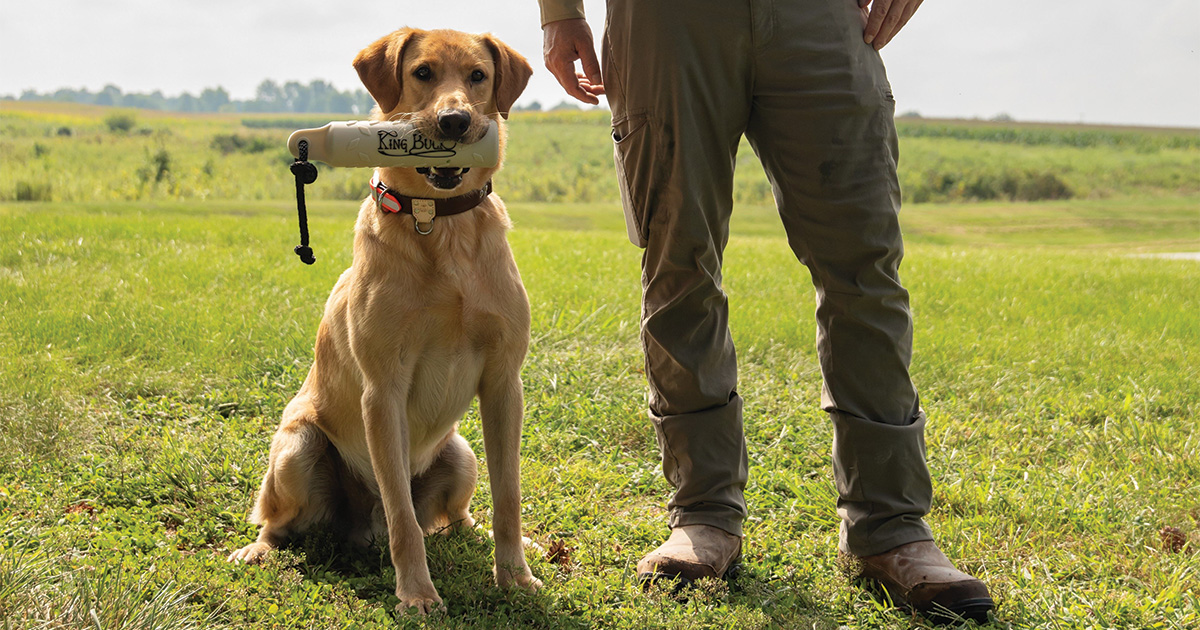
[103,112,137,133]
[14,181,52,201]
[211,134,274,155]
[137,148,173,185]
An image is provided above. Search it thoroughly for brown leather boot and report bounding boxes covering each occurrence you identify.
[636,524,742,585]
[841,540,994,624]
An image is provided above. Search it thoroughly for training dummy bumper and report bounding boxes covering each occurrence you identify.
[286,119,500,264]
[288,119,499,168]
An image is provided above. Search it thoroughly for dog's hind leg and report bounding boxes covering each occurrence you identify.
[228,397,338,563]
[412,431,478,535]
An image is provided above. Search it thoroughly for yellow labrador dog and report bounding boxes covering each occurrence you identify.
[228,28,538,614]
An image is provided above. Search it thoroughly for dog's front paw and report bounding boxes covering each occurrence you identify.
[495,563,542,593]
[395,584,444,615]
[227,542,272,564]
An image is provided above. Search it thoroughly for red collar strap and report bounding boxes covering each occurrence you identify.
[370,173,493,234]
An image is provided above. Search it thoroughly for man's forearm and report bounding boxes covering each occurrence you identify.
[538,0,586,26]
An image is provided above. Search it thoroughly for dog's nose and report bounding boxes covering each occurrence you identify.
[437,109,471,140]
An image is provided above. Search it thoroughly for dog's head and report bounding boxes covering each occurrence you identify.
[354,28,532,195]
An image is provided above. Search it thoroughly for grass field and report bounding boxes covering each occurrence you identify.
[1,104,1199,629]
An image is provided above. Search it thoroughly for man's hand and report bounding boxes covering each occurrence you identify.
[860,0,923,50]
[542,18,605,104]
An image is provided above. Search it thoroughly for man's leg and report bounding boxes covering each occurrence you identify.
[744,0,931,557]
[743,0,991,621]
[603,0,752,578]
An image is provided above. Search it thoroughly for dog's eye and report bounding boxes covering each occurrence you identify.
[414,66,432,81]
[470,70,486,84]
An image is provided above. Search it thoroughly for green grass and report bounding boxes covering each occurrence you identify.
[1,104,1199,628]
[1,194,1198,629]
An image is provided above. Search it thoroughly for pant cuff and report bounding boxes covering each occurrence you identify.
[669,505,745,537]
[832,408,934,556]
[651,394,748,536]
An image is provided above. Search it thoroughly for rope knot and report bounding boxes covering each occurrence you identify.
[294,245,316,265]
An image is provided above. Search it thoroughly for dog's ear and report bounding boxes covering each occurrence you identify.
[481,34,533,120]
[353,28,419,113]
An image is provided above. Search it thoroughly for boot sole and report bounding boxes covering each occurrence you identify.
[864,580,993,624]
[862,578,995,625]
[925,597,995,624]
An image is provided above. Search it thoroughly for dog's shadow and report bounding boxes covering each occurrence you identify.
[281,523,556,622]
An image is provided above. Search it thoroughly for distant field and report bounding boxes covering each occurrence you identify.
[1,105,1198,629]
[3,101,1199,205]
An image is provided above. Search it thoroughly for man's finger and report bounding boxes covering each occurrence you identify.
[874,0,922,50]
[562,78,599,104]
[575,72,606,96]
[552,59,599,104]
[548,58,589,102]
[898,0,922,32]
[873,0,907,48]
[578,46,604,88]
[863,0,892,44]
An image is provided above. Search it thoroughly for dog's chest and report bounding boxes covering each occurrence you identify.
[355,268,517,384]
[396,284,506,457]
[399,270,512,348]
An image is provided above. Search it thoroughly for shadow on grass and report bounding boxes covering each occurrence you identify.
[275,526,1005,629]
[282,525,591,628]
[284,526,871,629]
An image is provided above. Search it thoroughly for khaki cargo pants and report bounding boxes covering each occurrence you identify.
[603,0,934,556]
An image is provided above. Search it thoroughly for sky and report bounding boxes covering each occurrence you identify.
[2,0,1198,128]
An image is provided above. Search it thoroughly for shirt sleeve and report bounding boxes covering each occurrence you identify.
[538,0,586,26]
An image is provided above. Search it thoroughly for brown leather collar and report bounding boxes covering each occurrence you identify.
[370,173,492,234]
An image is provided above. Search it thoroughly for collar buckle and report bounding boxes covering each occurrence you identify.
[412,198,436,235]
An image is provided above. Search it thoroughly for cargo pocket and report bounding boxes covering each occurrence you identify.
[612,113,653,248]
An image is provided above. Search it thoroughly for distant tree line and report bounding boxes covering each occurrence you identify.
[4,80,376,114]
[511,100,606,113]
